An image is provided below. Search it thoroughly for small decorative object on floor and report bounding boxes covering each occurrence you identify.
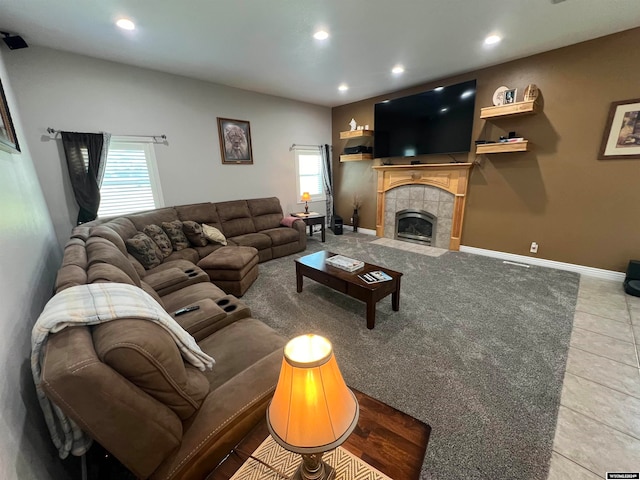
[349,118,357,131]
[352,194,362,232]
[326,254,364,272]
[523,84,539,102]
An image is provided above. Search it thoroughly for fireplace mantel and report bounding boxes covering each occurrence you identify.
[372,163,473,250]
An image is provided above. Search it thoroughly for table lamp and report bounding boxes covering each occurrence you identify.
[267,334,359,480]
[301,192,311,214]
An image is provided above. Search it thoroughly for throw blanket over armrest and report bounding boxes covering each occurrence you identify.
[31,282,214,459]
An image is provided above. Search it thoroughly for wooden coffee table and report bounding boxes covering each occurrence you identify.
[295,251,402,329]
[208,389,431,480]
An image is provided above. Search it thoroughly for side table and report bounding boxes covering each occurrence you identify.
[208,388,431,479]
[290,213,325,242]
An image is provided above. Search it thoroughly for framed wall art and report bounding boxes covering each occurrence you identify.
[217,117,253,164]
[0,78,20,153]
[599,98,640,160]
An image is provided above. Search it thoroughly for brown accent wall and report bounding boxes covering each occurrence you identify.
[332,27,640,272]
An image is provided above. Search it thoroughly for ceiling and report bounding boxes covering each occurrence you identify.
[1,0,639,107]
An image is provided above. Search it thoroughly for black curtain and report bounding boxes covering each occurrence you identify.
[61,132,106,224]
[320,144,335,229]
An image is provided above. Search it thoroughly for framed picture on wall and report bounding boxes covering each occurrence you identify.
[217,117,253,164]
[0,79,20,153]
[599,98,640,159]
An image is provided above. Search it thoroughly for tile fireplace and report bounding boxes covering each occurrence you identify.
[372,163,473,251]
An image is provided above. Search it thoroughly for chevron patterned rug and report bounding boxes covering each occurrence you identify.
[230,436,390,480]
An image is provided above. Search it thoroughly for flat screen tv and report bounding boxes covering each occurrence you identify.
[374,79,476,158]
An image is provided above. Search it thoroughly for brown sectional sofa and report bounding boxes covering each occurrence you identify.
[38,197,309,479]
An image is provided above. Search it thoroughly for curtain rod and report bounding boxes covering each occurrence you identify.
[289,143,322,151]
[47,127,167,141]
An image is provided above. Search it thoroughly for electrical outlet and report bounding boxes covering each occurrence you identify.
[530,242,538,254]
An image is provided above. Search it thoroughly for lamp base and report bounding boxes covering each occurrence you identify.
[292,454,335,480]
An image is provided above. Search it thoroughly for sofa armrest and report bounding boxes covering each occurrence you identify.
[171,296,251,341]
[144,266,209,296]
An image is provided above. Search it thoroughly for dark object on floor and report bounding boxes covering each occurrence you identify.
[624,259,640,297]
[85,442,136,480]
[333,216,343,235]
[1,32,29,50]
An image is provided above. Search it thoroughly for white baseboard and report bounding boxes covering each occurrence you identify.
[352,227,376,236]
[459,245,625,281]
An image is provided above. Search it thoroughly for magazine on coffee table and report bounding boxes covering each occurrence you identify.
[325,254,364,272]
[358,270,393,284]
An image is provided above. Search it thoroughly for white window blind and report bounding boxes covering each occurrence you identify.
[97,140,164,217]
[295,148,325,202]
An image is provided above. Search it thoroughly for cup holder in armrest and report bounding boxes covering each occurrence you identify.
[187,272,198,277]
[216,298,230,306]
[223,304,237,313]
[184,269,195,274]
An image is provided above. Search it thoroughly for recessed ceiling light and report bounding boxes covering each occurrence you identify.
[391,65,405,75]
[338,84,349,92]
[461,90,474,99]
[313,30,329,40]
[440,107,449,113]
[381,99,390,103]
[434,86,444,92]
[484,34,501,46]
[116,18,135,30]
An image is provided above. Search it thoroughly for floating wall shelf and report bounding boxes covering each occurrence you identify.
[340,153,373,162]
[340,129,374,139]
[480,100,539,119]
[475,140,530,154]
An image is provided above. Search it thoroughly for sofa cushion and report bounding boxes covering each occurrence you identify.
[182,221,208,247]
[88,263,138,286]
[162,220,190,251]
[126,232,164,270]
[140,280,165,308]
[87,241,141,286]
[202,224,227,246]
[127,207,178,232]
[165,248,199,264]
[227,232,271,250]
[93,319,210,421]
[260,227,300,247]
[247,197,284,231]
[143,224,173,258]
[215,200,256,238]
[61,242,88,269]
[128,254,147,278]
[175,203,220,226]
[103,217,138,242]
[90,225,128,254]
[55,264,88,293]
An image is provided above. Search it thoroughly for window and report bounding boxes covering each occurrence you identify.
[294,147,325,203]
[97,138,164,217]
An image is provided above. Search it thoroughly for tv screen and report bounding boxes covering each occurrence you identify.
[374,79,476,158]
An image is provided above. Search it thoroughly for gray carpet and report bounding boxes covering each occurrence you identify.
[242,232,579,480]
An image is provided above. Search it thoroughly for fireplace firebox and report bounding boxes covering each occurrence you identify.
[395,209,436,245]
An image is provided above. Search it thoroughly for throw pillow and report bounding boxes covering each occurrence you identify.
[125,232,163,269]
[202,224,227,246]
[161,220,190,251]
[182,221,208,247]
[143,224,173,258]
[280,215,298,228]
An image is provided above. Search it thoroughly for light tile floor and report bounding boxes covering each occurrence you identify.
[547,276,640,479]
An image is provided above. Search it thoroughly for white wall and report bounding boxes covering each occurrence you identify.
[0,50,69,479]
[4,46,331,248]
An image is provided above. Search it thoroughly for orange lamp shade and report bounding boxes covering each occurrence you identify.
[267,334,359,453]
[301,192,312,202]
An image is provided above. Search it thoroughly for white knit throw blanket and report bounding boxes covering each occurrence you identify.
[31,283,215,459]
